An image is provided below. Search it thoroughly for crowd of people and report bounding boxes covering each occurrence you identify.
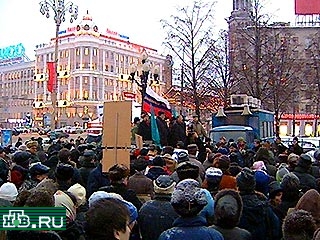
[0,112,319,239]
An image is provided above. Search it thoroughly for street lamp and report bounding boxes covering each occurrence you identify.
[129,49,160,114]
[39,0,78,133]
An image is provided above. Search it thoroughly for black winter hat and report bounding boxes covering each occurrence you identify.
[133,157,148,171]
[12,151,32,168]
[297,154,312,168]
[280,172,300,191]
[236,167,256,193]
[176,162,199,181]
[55,164,74,181]
[152,156,165,167]
[153,175,176,194]
[268,181,283,199]
[177,151,189,163]
[29,163,50,177]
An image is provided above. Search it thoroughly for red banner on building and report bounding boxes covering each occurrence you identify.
[122,91,136,99]
[282,113,318,120]
[295,0,320,15]
[47,62,56,93]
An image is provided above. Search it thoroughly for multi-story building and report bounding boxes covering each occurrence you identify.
[0,55,35,128]
[228,0,320,136]
[31,12,172,128]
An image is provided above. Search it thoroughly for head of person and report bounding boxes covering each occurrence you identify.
[68,183,87,207]
[0,182,18,202]
[236,167,256,194]
[54,190,77,224]
[158,111,166,120]
[192,115,199,122]
[171,179,207,217]
[280,172,301,201]
[282,209,316,240]
[0,147,6,159]
[55,163,74,184]
[297,154,313,171]
[132,156,148,172]
[187,144,198,155]
[176,161,200,181]
[214,189,243,228]
[108,164,130,185]
[58,148,71,164]
[26,141,38,154]
[86,198,131,240]
[29,162,50,182]
[25,188,54,207]
[202,167,223,193]
[161,154,176,173]
[268,181,283,207]
[12,151,32,169]
[153,175,176,196]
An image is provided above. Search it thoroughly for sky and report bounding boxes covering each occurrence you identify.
[0,0,296,60]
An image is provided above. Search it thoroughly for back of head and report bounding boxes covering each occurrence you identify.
[297,154,313,169]
[171,179,207,217]
[176,161,199,181]
[282,209,316,240]
[132,156,148,172]
[58,148,71,163]
[25,189,54,207]
[55,163,74,182]
[236,167,256,194]
[108,164,130,183]
[214,189,243,228]
[254,170,270,196]
[153,175,176,195]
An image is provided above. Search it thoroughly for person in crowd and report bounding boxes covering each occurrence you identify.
[190,114,207,140]
[276,163,290,182]
[254,147,277,178]
[145,156,169,181]
[85,198,132,240]
[268,181,283,210]
[158,179,224,240]
[24,188,54,207]
[14,137,23,149]
[171,153,201,184]
[26,140,41,163]
[169,115,187,148]
[0,182,18,207]
[67,183,87,228]
[19,162,50,192]
[293,153,318,193]
[254,169,271,197]
[54,190,85,240]
[295,189,320,229]
[203,152,221,170]
[131,117,140,145]
[289,136,303,155]
[86,158,110,197]
[282,209,317,240]
[55,164,75,191]
[272,137,288,157]
[137,113,152,142]
[161,153,177,175]
[10,151,31,188]
[78,150,97,191]
[128,156,154,203]
[156,111,169,146]
[100,164,142,210]
[275,172,301,223]
[187,143,206,175]
[0,146,10,184]
[236,167,281,240]
[210,189,252,240]
[139,175,178,240]
[215,155,237,191]
[201,167,223,197]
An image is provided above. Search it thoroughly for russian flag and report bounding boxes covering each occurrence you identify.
[143,86,172,119]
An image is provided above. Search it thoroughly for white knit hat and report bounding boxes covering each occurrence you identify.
[0,183,18,202]
[68,183,86,207]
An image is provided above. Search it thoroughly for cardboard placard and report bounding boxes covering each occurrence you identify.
[102,101,132,172]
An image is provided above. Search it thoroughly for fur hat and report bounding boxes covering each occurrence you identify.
[287,153,299,165]
[0,183,18,202]
[177,151,189,163]
[26,141,39,149]
[280,172,300,191]
[55,164,74,181]
[282,209,316,240]
[217,155,230,171]
[171,179,207,217]
[214,189,243,228]
[153,175,176,194]
[68,183,86,207]
[236,167,256,193]
[176,161,199,181]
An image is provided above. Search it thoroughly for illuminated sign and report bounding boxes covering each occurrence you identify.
[0,43,25,61]
[58,26,77,35]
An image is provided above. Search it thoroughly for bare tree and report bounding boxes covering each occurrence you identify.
[161,0,217,117]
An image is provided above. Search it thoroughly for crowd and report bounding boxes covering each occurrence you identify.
[0,112,319,240]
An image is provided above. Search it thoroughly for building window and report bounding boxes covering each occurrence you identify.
[111,65,114,72]
[105,65,109,71]
[83,90,89,100]
[76,48,80,55]
[65,50,69,58]
[83,77,88,85]
[84,47,89,56]
[93,48,97,56]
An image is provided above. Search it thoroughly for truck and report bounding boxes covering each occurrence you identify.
[209,95,275,146]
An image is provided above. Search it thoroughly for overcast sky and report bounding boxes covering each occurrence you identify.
[0,0,295,60]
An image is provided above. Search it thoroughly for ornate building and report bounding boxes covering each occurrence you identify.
[228,0,320,136]
[31,12,172,128]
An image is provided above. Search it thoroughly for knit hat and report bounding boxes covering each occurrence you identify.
[205,167,223,180]
[0,183,18,202]
[88,191,138,224]
[54,190,77,222]
[280,172,300,191]
[176,161,200,181]
[171,179,207,217]
[268,181,283,199]
[254,170,270,196]
[55,164,74,181]
[26,141,39,149]
[297,154,312,169]
[68,183,86,207]
[153,175,176,194]
[177,151,189,163]
[282,209,316,240]
[276,163,290,183]
[214,189,243,228]
[236,167,256,193]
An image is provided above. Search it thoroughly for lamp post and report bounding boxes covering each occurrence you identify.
[39,0,78,132]
[129,49,160,114]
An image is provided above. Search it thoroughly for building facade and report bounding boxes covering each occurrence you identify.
[0,60,35,128]
[228,0,320,136]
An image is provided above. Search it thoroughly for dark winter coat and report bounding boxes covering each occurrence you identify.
[78,163,95,191]
[7,230,62,240]
[138,120,152,141]
[293,166,318,193]
[86,163,110,197]
[238,193,281,240]
[58,220,85,240]
[99,182,142,210]
[158,215,224,240]
[169,121,187,148]
[156,117,169,146]
[139,194,179,240]
[0,157,9,183]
